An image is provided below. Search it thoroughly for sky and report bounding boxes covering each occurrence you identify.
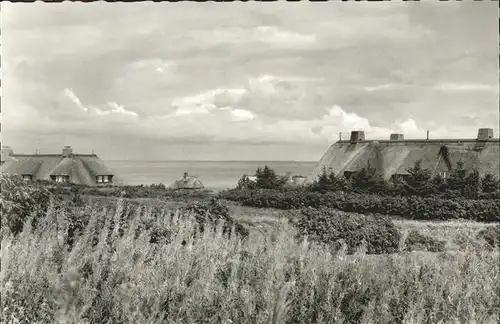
[1,1,498,161]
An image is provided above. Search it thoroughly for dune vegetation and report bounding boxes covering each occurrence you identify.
[1,173,499,324]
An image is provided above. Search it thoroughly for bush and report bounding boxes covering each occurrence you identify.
[1,174,51,235]
[293,208,401,254]
[184,198,249,239]
[404,230,446,252]
[477,225,500,248]
[219,189,500,222]
[82,184,214,200]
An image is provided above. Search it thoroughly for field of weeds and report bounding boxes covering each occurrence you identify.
[1,196,499,324]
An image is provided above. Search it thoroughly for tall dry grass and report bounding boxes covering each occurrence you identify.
[1,199,499,324]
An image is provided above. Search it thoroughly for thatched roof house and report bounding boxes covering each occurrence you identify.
[306,128,500,183]
[1,145,122,186]
[169,172,204,190]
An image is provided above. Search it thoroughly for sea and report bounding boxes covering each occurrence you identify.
[105,160,318,190]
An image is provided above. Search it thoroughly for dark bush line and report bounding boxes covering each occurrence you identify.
[219,189,500,223]
[293,208,402,255]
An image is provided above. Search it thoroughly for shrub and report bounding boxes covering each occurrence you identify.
[184,198,249,239]
[219,189,500,222]
[236,174,258,190]
[404,230,446,252]
[0,174,51,235]
[402,160,436,196]
[309,166,350,193]
[477,225,500,249]
[255,165,288,190]
[482,173,500,194]
[293,208,401,254]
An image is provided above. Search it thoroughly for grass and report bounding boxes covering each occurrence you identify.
[1,197,499,324]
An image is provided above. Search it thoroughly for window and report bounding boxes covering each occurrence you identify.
[54,175,69,183]
[440,171,448,180]
[97,175,112,184]
[22,175,32,181]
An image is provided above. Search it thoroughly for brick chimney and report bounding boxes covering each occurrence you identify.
[350,131,365,142]
[62,145,73,157]
[477,128,494,141]
[1,146,14,161]
[390,133,404,141]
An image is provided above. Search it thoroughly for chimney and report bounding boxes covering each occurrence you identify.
[62,145,73,157]
[477,128,494,141]
[183,172,189,179]
[426,130,429,140]
[1,146,14,160]
[390,133,404,141]
[350,131,365,142]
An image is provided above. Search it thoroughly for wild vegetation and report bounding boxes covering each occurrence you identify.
[2,169,499,324]
[2,190,499,323]
[236,161,500,199]
[223,163,500,222]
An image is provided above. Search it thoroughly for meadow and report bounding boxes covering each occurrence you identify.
[1,173,499,324]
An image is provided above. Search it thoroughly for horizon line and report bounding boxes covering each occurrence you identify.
[103,159,319,163]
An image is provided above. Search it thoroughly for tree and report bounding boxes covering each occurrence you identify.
[350,165,387,194]
[328,169,350,192]
[255,165,287,190]
[462,169,481,199]
[403,160,434,196]
[447,161,468,194]
[431,174,449,195]
[236,175,257,190]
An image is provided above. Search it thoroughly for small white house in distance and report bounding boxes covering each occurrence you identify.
[169,172,204,190]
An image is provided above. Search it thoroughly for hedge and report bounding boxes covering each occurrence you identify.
[219,189,500,222]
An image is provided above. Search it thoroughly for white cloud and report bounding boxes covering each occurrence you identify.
[64,88,88,111]
[63,88,138,118]
[254,26,316,46]
[99,102,139,117]
[230,108,255,122]
[364,84,403,92]
[433,82,498,93]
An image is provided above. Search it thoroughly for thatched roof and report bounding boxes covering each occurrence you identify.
[1,153,121,186]
[169,175,204,190]
[307,139,500,183]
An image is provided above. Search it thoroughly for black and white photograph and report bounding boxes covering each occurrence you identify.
[1,1,499,323]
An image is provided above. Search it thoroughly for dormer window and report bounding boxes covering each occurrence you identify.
[22,174,32,181]
[97,175,112,184]
[52,175,69,183]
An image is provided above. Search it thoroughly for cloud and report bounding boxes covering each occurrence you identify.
[433,82,498,93]
[63,88,138,119]
[95,102,139,117]
[2,2,498,159]
[254,26,316,45]
[64,88,88,111]
[363,84,406,92]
